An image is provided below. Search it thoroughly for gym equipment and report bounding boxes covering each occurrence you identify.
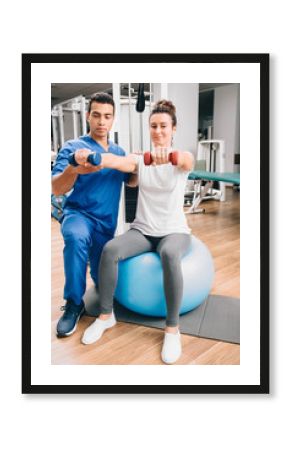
[135,83,146,151]
[186,169,240,214]
[51,95,87,153]
[144,151,179,166]
[68,153,78,166]
[197,139,226,201]
[51,194,67,222]
[189,170,240,185]
[68,152,102,167]
[136,83,146,113]
[114,235,214,317]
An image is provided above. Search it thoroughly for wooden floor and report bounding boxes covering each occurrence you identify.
[51,187,240,365]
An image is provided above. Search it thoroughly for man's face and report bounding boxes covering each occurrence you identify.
[87,102,114,139]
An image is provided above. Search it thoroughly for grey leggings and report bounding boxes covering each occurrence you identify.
[98,228,191,326]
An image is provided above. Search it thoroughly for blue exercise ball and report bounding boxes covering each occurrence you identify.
[115,235,214,317]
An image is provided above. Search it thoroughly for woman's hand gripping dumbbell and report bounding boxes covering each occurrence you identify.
[143,148,179,166]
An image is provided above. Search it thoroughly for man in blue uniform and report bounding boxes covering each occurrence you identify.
[52,93,130,337]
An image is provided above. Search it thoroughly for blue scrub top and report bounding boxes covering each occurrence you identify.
[52,135,129,237]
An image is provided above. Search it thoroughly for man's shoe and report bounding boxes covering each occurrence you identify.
[56,301,85,337]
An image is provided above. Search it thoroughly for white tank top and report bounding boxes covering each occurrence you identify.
[130,154,191,236]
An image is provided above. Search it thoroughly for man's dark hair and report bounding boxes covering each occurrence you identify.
[88,92,115,114]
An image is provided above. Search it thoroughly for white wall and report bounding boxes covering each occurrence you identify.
[167,83,199,155]
[213,84,240,172]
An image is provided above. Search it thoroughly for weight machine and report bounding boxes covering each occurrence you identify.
[51,95,87,155]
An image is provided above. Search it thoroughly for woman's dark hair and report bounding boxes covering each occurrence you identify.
[150,100,177,127]
[88,92,115,114]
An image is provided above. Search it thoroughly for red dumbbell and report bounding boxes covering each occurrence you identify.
[144,151,179,166]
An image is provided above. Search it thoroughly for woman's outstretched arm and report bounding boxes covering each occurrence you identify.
[175,151,195,171]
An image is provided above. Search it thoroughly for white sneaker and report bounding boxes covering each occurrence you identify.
[82,312,116,345]
[161,330,182,364]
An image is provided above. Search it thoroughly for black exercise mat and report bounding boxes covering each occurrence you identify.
[84,287,240,344]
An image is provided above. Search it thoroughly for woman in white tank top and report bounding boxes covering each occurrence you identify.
[76,100,194,364]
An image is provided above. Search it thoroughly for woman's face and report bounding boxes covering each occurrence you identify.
[149,113,176,148]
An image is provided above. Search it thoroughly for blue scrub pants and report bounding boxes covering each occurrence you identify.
[61,211,111,305]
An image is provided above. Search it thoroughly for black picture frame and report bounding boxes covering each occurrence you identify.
[22,53,269,394]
